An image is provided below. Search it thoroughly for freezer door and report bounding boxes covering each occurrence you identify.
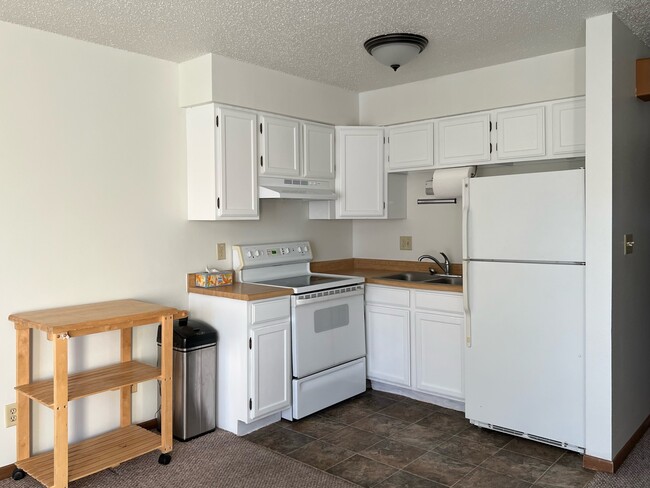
[465,169,585,262]
[464,261,585,448]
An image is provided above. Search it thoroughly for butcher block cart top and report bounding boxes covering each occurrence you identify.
[8,299,187,488]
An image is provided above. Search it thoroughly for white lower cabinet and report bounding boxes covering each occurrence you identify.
[366,305,411,386]
[414,312,464,399]
[365,285,464,401]
[189,293,291,435]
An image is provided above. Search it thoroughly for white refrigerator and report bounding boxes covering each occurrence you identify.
[462,168,585,452]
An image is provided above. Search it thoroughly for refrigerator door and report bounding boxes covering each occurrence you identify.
[464,260,585,448]
[464,169,585,262]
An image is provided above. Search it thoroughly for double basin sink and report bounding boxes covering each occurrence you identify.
[378,271,463,286]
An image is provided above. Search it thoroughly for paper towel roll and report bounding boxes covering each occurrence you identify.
[431,166,476,198]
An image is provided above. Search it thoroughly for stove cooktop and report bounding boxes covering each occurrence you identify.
[253,274,349,289]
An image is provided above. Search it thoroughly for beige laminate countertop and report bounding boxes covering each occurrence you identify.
[312,258,463,294]
[187,258,462,301]
[187,274,292,301]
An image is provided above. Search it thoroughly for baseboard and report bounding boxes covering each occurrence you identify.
[0,418,158,480]
[583,413,650,473]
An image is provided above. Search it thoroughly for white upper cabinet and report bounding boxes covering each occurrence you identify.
[336,127,386,218]
[387,121,434,171]
[437,113,492,167]
[495,105,546,161]
[551,98,586,156]
[186,104,258,220]
[303,122,335,179]
[259,114,301,177]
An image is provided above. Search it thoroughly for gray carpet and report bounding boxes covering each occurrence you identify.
[587,429,650,488]
[1,429,356,488]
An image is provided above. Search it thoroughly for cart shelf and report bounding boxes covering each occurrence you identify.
[17,425,161,488]
[15,361,161,408]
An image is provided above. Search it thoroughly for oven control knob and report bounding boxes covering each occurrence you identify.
[297,246,303,253]
[246,251,253,258]
[304,245,310,253]
[254,250,260,257]
[284,247,290,254]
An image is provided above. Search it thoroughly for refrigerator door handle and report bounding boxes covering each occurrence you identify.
[463,260,471,347]
[462,178,470,260]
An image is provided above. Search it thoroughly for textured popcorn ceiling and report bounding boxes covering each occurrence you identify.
[0,0,648,92]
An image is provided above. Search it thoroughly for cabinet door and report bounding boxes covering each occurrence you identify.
[217,107,259,218]
[248,321,291,420]
[365,304,410,386]
[437,113,491,167]
[496,106,546,161]
[336,127,385,218]
[388,121,434,171]
[260,115,301,177]
[303,122,335,179]
[414,312,464,400]
[551,98,585,156]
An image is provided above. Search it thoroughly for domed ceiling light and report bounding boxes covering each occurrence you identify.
[364,33,429,71]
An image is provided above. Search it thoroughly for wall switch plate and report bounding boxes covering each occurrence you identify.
[624,234,634,255]
[217,243,226,260]
[5,403,17,428]
[400,236,412,251]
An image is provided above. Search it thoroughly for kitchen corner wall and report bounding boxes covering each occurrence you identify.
[353,48,586,263]
[0,20,352,466]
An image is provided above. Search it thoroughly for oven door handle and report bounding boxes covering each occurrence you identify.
[293,286,365,307]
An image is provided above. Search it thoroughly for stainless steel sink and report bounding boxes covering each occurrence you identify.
[379,272,463,286]
[426,275,463,286]
[379,272,438,282]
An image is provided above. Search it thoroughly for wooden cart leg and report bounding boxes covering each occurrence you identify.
[159,315,173,453]
[120,328,132,427]
[53,334,69,488]
[16,328,31,461]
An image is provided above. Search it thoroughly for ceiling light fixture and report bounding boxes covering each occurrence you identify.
[364,33,429,71]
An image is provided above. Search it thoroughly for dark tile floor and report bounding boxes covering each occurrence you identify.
[245,389,595,488]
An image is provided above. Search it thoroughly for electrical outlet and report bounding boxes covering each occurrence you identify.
[217,242,226,260]
[400,236,412,251]
[131,384,138,393]
[5,403,17,428]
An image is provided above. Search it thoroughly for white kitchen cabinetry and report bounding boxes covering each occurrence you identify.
[551,98,586,156]
[495,105,546,161]
[259,114,301,177]
[365,285,464,403]
[387,121,434,171]
[186,104,258,220]
[303,122,335,179]
[334,127,406,219]
[188,293,291,435]
[437,113,492,167]
[366,304,411,386]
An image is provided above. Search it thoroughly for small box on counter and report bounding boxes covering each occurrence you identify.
[194,270,234,288]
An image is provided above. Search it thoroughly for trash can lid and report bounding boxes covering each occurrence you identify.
[157,317,217,350]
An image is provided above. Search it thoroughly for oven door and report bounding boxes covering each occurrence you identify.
[291,285,366,378]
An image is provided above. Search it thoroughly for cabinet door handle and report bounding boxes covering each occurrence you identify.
[260,156,264,167]
[489,143,492,154]
[216,197,220,209]
[249,398,252,410]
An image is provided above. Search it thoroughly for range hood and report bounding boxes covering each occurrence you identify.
[259,176,336,200]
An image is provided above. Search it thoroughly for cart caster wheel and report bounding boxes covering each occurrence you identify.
[158,453,171,465]
[11,468,26,481]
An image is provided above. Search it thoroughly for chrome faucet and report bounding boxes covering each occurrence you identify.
[418,252,451,275]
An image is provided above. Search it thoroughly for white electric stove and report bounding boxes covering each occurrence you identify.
[233,241,367,419]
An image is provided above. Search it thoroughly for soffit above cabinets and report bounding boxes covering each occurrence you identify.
[1,1,649,92]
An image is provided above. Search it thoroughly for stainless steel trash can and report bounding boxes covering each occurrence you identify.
[157,317,217,441]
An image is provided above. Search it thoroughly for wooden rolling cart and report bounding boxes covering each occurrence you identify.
[8,299,187,488]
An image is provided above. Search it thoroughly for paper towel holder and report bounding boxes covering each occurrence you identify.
[419,179,456,204]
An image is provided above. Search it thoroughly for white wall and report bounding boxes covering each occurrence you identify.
[0,20,352,466]
[610,15,650,456]
[353,49,586,262]
[584,14,614,461]
[179,53,359,125]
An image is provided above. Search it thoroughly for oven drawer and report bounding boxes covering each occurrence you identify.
[249,297,290,325]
